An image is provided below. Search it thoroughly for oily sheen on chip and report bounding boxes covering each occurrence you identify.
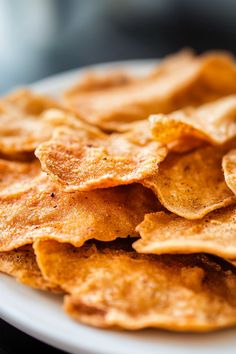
[0,246,61,292]
[2,50,236,333]
[143,145,235,219]
[134,205,236,259]
[150,95,236,146]
[0,160,157,252]
[35,125,167,191]
[0,89,62,159]
[34,240,236,331]
[64,51,236,131]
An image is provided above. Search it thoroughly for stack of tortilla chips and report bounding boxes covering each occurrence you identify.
[2,50,236,331]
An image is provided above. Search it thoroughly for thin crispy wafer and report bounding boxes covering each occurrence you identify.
[34,240,236,331]
[64,51,236,131]
[134,206,236,259]
[0,246,61,292]
[143,145,235,219]
[223,149,236,195]
[35,124,167,191]
[150,95,236,146]
[0,160,157,251]
[0,89,62,158]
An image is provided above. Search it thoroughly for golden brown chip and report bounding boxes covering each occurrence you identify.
[65,70,135,95]
[223,149,236,195]
[0,246,61,292]
[34,239,236,331]
[64,51,236,131]
[150,95,236,146]
[143,145,235,219]
[0,160,157,251]
[35,124,167,191]
[0,89,63,157]
[0,159,41,197]
[134,205,236,259]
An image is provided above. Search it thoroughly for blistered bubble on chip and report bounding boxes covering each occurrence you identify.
[0,246,61,292]
[34,240,236,331]
[35,124,167,191]
[223,149,236,195]
[134,206,236,259]
[63,51,236,131]
[150,95,236,146]
[142,145,235,219]
[0,160,158,251]
[0,89,63,157]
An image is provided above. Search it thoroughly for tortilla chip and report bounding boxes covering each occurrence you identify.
[143,145,235,219]
[134,205,236,259]
[0,246,61,292]
[0,160,157,251]
[150,95,236,146]
[34,239,236,331]
[35,124,167,191]
[64,51,236,131]
[223,149,236,195]
[0,89,63,158]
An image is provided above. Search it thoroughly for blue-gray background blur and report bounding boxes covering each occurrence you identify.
[0,0,236,93]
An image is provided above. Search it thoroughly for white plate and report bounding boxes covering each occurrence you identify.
[1,60,236,354]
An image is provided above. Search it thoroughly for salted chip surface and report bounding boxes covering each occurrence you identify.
[150,95,236,146]
[0,246,60,292]
[0,159,41,197]
[0,160,157,251]
[223,149,236,195]
[134,206,236,259]
[36,125,167,191]
[34,240,236,331]
[64,51,236,131]
[0,89,63,158]
[143,145,235,219]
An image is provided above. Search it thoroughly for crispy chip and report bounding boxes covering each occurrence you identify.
[35,124,167,191]
[64,51,236,131]
[223,149,236,195]
[0,89,63,158]
[34,240,236,331]
[65,70,135,95]
[143,145,235,219]
[0,159,41,197]
[150,95,236,146]
[0,246,61,292]
[134,205,236,259]
[0,160,157,251]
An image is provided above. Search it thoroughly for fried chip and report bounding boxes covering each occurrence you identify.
[223,149,236,195]
[142,145,235,219]
[65,70,135,95]
[35,124,167,191]
[64,51,236,131]
[0,89,62,158]
[34,240,236,331]
[150,95,236,146]
[0,160,157,251]
[0,159,41,197]
[134,205,236,259]
[0,246,61,292]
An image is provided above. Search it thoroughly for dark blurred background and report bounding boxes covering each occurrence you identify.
[1,0,236,93]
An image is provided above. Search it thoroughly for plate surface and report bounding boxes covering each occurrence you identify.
[1,60,236,354]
